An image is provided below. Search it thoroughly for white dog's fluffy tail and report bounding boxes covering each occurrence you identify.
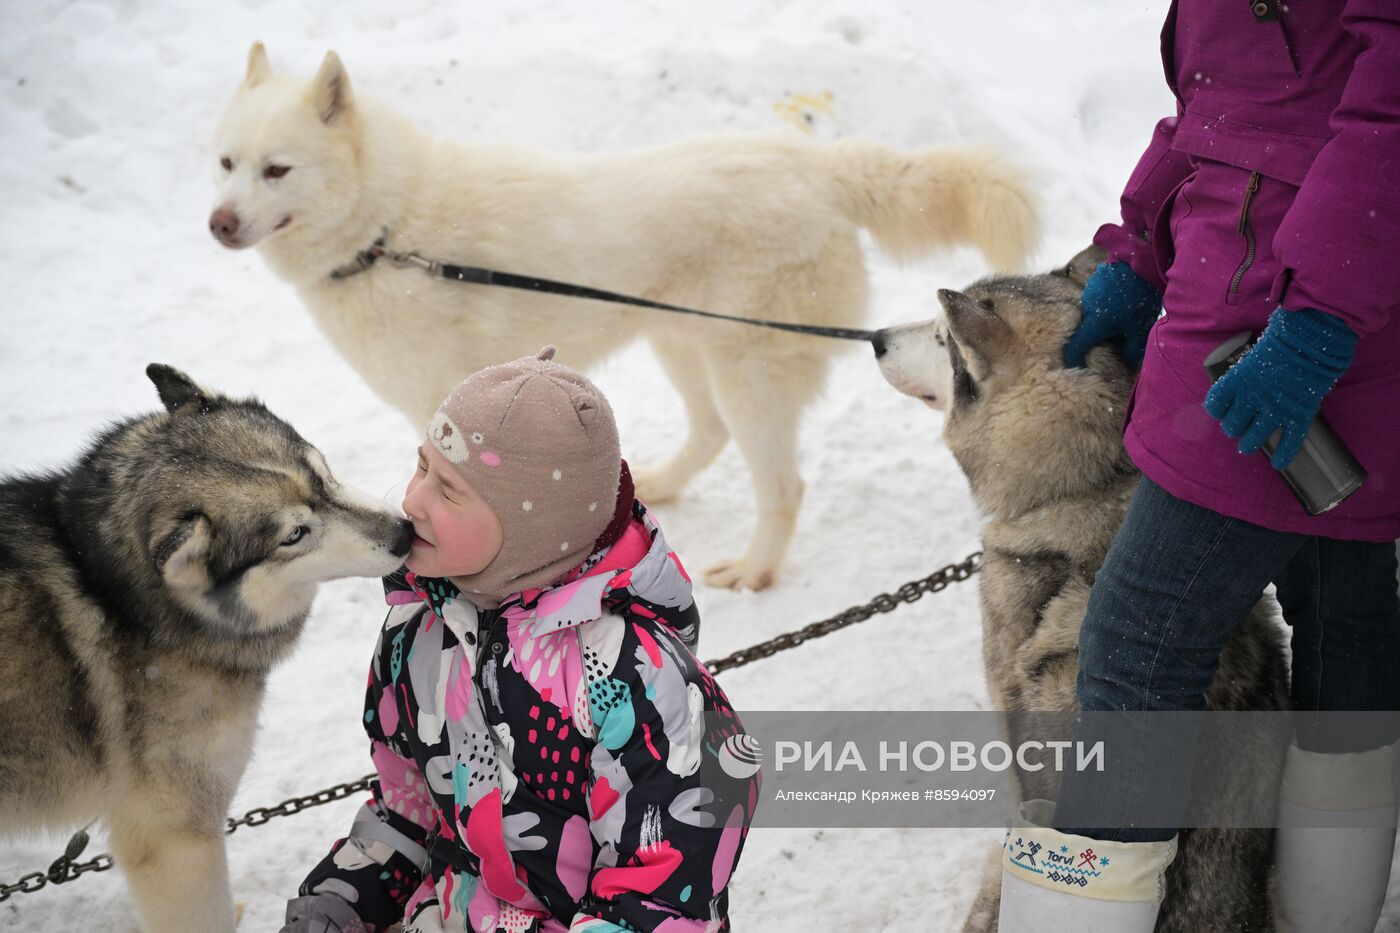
[819,141,1041,272]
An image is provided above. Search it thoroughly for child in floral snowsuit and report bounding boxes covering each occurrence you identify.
[281,349,758,933]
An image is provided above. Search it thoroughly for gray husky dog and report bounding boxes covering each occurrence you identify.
[0,365,412,933]
[875,248,1290,932]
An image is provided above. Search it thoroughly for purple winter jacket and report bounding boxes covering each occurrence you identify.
[1096,0,1400,540]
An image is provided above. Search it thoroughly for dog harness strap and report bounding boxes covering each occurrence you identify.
[348,804,431,873]
[328,230,389,280]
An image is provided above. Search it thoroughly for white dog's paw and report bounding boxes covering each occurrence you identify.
[703,558,776,592]
[632,466,686,505]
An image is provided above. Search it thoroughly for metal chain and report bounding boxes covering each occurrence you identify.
[0,828,114,903]
[703,551,982,675]
[0,778,378,903]
[223,776,375,833]
[0,552,980,903]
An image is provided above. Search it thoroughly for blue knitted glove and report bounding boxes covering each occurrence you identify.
[1063,261,1163,368]
[1203,307,1358,470]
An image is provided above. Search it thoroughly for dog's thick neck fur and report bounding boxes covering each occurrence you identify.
[950,346,1138,525]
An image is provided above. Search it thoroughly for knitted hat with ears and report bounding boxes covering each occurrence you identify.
[426,347,626,608]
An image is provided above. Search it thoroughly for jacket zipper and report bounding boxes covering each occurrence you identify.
[476,607,501,666]
[1230,172,1261,297]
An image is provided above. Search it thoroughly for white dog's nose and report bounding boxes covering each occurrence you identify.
[209,207,240,245]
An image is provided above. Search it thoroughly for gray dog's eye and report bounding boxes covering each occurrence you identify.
[978,298,995,312]
[280,525,309,547]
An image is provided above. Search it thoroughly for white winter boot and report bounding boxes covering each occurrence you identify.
[1276,742,1398,933]
[997,799,1177,933]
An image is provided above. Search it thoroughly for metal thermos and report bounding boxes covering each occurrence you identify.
[1204,331,1366,516]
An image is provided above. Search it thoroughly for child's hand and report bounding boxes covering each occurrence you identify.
[1203,306,1358,469]
[280,893,370,933]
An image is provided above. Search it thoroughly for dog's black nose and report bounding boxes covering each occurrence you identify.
[390,519,414,557]
[871,330,889,358]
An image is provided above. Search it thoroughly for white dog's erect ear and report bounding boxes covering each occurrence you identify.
[938,289,1010,382]
[309,51,353,125]
[146,363,217,413]
[151,513,213,591]
[245,41,272,87]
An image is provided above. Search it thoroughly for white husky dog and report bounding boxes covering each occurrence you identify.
[210,43,1040,590]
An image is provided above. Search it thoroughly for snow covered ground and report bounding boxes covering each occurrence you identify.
[6,1,1396,930]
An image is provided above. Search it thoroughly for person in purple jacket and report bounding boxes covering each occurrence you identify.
[995,3,1400,932]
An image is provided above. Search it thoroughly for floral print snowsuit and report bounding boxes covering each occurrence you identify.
[299,503,758,932]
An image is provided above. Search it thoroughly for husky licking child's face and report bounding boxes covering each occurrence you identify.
[403,444,504,579]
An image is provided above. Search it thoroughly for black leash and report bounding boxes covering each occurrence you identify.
[330,235,878,344]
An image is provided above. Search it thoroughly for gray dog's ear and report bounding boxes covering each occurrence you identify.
[150,512,212,591]
[938,289,1011,381]
[308,51,353,125]
[147,364,214,413]
[245,41,272,87]
[1055,244,1108,289]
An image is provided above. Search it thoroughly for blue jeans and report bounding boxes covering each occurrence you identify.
[1051,475,1400,843]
